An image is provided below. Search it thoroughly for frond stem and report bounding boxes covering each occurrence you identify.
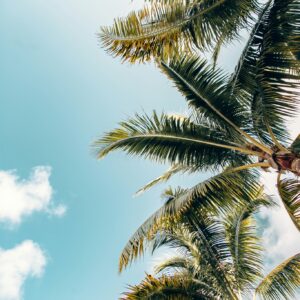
[225,162,271,173]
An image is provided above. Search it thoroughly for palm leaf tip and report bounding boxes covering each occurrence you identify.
[256,253,300,300]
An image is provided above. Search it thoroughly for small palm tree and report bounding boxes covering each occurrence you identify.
[95,0,300,230]
[120,188,300,300]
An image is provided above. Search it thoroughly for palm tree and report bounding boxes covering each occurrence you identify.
[120,189,300,299]
[95,0,300,226]
[100,1,299,66]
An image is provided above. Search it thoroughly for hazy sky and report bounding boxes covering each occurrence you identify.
[0,1,299,299]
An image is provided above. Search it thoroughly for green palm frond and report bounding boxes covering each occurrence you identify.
[160,57,248,134]
[229,0,300,146]
[150,213,237,299]
[255,253,300,300]
[159,56,273,154]
[94,112,258,172]
[277,174,300,231]
[118,170,259,272]
[224,191,274,294]
[121,274,219,299]
[100,0,259,63]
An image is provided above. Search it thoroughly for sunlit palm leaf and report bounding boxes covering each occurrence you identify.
[154,256,193,275]
[255,253,300,300]
[277,175,300,231]
[100,0,259,63]
[224,191,274,294]
[118,170,259,272]
[121,274,219,299]
[150,210,237,299]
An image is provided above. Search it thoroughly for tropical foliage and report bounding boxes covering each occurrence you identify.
[100,0,259,63]
[96,0,300,230]
[121,193,300,299]
[98,0,300,298]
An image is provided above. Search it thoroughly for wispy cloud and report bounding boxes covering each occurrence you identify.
[0,240,46,300]
[0,166,66,226]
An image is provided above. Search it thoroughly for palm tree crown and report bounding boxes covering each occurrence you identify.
[97,0,300,298]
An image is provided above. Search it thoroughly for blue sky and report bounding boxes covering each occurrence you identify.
[1,1,300,300]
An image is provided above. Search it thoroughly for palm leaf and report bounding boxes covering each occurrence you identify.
[229,0,300,145]
[100,0,259,63]
[255,253,300,300]
[224,191,274,294]
[94,112,257,172]
[121,274,219,299]
[159,56,272,154]
[118,169,259,272]
[160,57,248,135]
[277,174,300,231]
[150,213,237,299]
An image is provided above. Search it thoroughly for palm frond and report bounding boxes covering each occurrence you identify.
[277,174,300,231]
[255,253,300,300]
[160,57,248,134]
[118,169,259,272]
[229,0,300,145]
[159,56,272,154]
[149,209,237,299]
[121,274,219,299]
[100,0,259,63]
[224,190,274,294]
[94,112,257,172]
[154,256,192,275]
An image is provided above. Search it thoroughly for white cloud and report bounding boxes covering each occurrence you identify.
[260,171,300,269]
[0,240,46,300]
[49,204,67,217]
[0,166,66,226]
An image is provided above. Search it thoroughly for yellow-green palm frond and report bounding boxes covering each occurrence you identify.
[224,190,275,295]
[100,0,259,63]
[118,170,259,272]
[277,174,300,231]
[151,211,238,299]
[255,253,300,300]
[154,256,193,275]
[93,111,258,173]
[121,274,219,299]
